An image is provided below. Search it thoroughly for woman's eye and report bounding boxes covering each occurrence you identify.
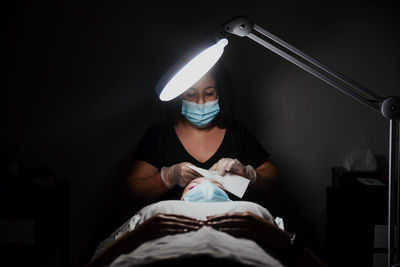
[186,94,196,99]
[184,90,197,97]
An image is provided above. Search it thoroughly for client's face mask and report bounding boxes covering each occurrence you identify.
[183,180,231,202]
[181,99,220,127]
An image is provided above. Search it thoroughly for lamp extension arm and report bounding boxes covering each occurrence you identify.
[219,16,400,119]
[219,15,400,267]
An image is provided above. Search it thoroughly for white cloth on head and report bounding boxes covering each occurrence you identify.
[134,200,275,226]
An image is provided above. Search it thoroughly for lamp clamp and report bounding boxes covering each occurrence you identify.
[222,15,253,37]
[381,96,400,119]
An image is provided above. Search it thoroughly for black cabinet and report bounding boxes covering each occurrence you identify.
[326,168,388,267]
[0,182,70,267]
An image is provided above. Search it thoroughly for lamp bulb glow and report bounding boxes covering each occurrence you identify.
[159,38,228,101]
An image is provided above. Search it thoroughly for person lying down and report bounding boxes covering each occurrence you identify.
[87,178,327,267]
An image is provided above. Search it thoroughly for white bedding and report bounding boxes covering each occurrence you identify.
[93,200,285,267]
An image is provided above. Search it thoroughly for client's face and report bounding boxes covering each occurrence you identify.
[180,177,225,200]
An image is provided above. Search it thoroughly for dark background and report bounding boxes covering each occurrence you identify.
[2,0,399,266]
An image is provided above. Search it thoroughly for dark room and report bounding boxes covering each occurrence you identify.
[1,1,399,266]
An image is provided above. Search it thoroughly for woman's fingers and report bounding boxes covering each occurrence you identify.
[210,158,246,176]
[206,211,255,221]
[221,160,230,175]
[156,213,200,222]
[151,213,205,228]
[153,216,203,234]
[143,212,270,238]
[206,217,248,225]
[217,159,230,175]
[205,212,254,231]
[156,222,203,230]
[206,219,251,233]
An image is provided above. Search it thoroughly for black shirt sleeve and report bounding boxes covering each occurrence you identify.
[133,122,166,169]
[224,121,270,169]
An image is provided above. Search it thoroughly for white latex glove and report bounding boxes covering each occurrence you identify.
[160,162,200,189]
[210,158,257,184]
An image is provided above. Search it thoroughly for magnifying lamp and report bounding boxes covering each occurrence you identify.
[156,38,228,101]
[156,15,400,266]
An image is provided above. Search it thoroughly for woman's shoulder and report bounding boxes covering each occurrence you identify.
[138,121,176,145]
[226,120,265,148]
[227,120,253,136]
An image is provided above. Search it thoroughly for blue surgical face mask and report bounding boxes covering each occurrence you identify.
[183,180,231,202]
[181,99,220,127]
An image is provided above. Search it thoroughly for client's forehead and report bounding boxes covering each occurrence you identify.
[188,177,223,188]
[190,177,216,184]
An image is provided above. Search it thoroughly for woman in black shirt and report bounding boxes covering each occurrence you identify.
[127,63,278,203]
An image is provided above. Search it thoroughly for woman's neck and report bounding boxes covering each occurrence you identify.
[176,119,219,135]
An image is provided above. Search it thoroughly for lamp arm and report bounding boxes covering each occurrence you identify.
[221,15,400,267]
[221,16,400,120]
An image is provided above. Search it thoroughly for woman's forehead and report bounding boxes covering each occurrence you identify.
[192,73,215,88]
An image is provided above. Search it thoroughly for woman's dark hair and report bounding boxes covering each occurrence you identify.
[162,61,235,128]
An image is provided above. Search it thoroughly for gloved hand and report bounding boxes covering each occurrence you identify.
[160,162,200,189]
[210,158,257,184]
